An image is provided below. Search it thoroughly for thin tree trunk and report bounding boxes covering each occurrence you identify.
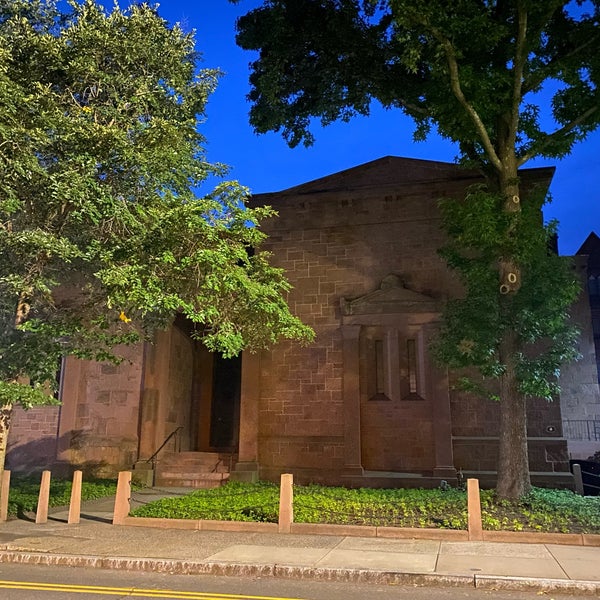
[0,403,12,482]
[496,330,531,499]
[0,292,31,476]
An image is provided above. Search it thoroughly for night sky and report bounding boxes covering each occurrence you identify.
[115,1,600,255]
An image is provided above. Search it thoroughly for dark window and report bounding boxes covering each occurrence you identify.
[407,339,418,394]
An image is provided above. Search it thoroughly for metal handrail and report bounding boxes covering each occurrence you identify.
[145,426,183,466]
[580,468,600,492]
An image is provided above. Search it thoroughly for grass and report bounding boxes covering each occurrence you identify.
[130,481,600,534]
[5,475,120,518]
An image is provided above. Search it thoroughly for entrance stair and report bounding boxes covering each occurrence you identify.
[154,451,237,488]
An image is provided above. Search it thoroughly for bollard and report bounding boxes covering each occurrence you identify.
[0,470,10,522]
[112,471,132,525]
[68,470,83,524]
[36,470,51,524]
[572,463,584,496]
[467,478,483,541]
[278,473,293,533]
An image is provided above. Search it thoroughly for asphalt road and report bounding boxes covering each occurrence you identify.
[0,563,584,600]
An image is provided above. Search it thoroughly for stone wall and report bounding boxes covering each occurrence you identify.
[6,405,60,474]
[559,255,600,459]
[253,160,471,482]
[253,158,571,485]
[59,346,145,476]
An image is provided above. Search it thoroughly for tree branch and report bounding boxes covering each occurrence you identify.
[394,98,430,117]
[432,28,503,171]
[509,3,528,149]
[517,105,599,166]
[522,32,600,95]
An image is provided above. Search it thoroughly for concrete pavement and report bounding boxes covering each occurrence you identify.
[0,488,599,595]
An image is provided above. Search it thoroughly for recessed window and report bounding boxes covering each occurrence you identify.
[407,339,418,394]
[375,340,385,395]
[402,337,424,401]
[364,331,391,401]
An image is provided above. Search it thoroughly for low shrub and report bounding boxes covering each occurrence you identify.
[131,481,279,521]
[480,487,600,533]
[130,481,600,533]
[6,476,120,518]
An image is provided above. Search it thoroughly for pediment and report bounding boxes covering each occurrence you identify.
[278,156,474,195]
[341,275,439,315]
[252,156,554,202]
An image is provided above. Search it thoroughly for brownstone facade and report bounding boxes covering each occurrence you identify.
[7,157,593,488]
[559,233,600,459]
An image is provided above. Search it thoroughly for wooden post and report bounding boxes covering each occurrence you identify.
[0,469,10,522]
[112,471,132,525]
[278,473,293,533]
[68,470,82,524]
[467,478,483,541]
[572,463,584,496]
[35,470,51,524]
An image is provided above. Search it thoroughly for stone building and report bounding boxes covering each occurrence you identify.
[7,156,594,488]
[560,232,600,459]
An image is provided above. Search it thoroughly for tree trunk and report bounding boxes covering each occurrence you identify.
[0,301,29,478]
[496,331,531,499]
[0,403,13,481]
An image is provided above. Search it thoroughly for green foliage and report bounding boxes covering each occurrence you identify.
[0,0,313,411]
[236,1,600,161]
[293,485,467,529]
[432,187,582,400]
[480,487,600,534]
[131,481,600,533]
[0,381,60,409]
[131,481,280,522]
[6,475,120,517]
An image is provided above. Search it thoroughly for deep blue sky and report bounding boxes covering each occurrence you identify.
[134,2,598,255]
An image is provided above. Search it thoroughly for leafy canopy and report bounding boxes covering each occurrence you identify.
[0,0,313,407]
[236,0,599,171]
[432,186,581,401]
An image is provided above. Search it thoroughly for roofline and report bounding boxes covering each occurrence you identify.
[249,156,555,202]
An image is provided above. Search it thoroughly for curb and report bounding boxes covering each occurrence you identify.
[120,515,600,546]
[475,574,600,595]
[1,550,599,595]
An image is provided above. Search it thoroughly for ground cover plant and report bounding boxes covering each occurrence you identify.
[129,482,600,534]
[6,475,121,518]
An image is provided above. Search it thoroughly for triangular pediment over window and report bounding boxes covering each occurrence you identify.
[341,275,439,315]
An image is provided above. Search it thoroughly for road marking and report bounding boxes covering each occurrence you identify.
[0,579,304,600]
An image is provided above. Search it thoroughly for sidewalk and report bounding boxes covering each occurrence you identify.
[0,488,599,595]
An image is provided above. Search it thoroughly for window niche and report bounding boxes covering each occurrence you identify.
[342,274,439,404]
[362,328,391,401]
[361,328,425,402]
[402,336,425,401]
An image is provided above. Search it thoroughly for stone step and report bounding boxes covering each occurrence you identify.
[157,466,230,475]
[153,451,236,488]
[154,473,230,489]
[157,471,228,480]
[158,452,236,467]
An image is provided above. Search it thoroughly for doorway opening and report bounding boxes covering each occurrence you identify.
[190,345,241,453]
[209,353,241,450]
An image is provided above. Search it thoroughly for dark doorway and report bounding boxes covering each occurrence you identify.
[209,353,241,450]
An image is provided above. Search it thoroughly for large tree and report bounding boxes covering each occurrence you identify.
[235,0,599,498]
[0,0,313,475]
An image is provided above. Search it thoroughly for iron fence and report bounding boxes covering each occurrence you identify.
[562,419,600,441]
